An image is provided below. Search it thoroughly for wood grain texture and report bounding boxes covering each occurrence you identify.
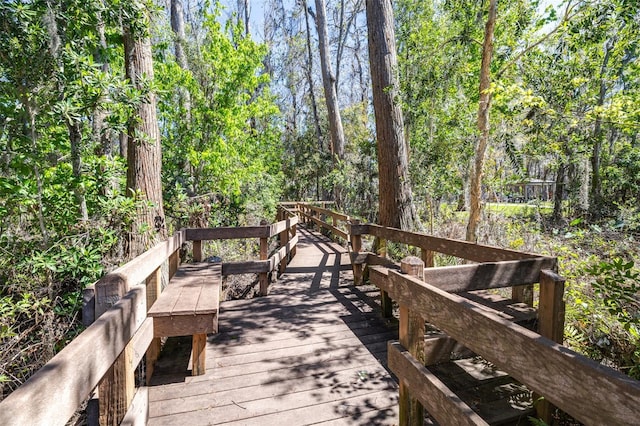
[373,268,640,425]
[222,261,270,275]
[153,314,218,337]
[191,334,207,376]
[269,215,299,236]
[185,226,269,240]
[388,342,489,426]
[367,224,541,261]
[121,387,149,426]
[420,258,557,293]
[0,286,147,426]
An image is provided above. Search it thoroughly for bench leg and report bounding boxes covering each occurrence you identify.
[192,334,207,376]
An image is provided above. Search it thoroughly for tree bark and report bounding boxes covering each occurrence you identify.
[314,0,345,161]
[466,0,497,243]
[366,0,420,231]
[589,36,615,217]
[303,0,323,146]
[123,4,167,257]
[237,0,250,36]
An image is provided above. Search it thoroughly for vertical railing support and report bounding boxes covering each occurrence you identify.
[259,219,269,296]
[536,269,566,422]
[193,240,202,262]
[379,238,393,318]
[95,277,135,426]
[350,220,363,285]
[145,267,162,384]
[279,220,289,275]
[399,256,425,426]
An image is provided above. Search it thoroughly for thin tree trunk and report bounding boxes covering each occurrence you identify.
[366,0,420,231]
[553,160,566,221]
[589,36,615,217]
[24,98,49,245]
[466,0,497,243]
[46,3,89,222]
[314,0,345,160]
[123,3,167,257]
[93,6,118,196]
[171,0,191,121]
[237,0,250,36]
[303,0,323,147]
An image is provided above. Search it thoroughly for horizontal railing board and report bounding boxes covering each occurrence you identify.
[269,234,299,269]
[222,261,270,275]
[388,342,488,426]
[186,226,270,240]
[421,258,557,293]
[269,216,299,236]
[0,286,148,426]
[367,224,538,262]
[371,267,640,425]
[95,231,185,297]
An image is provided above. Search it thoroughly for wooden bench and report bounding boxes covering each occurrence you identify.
[148,262,221,375]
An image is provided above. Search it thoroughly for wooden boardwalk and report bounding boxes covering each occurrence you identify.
[147,227,400,425]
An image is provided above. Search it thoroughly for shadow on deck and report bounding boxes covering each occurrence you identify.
[147,227,401,425]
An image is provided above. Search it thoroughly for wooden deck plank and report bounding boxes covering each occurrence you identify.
[148,227,399,425]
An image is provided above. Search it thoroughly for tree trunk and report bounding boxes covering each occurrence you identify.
[237,0,250,36]
[366,0,420,231]
[93,4,117,196]
[171,0,191,120]
[69,121,89,222]
[314,0,345,161]
[466,0,497,243]
[123,4,167,257]
[589,36,615,217]
[553,160,565,222]
[303,0,323,146]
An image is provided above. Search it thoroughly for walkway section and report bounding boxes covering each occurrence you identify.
[147,227,400,425]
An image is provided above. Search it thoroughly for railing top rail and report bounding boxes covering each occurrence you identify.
[185,216,299,241]
[354,223,546,262]
[371,267,640,425]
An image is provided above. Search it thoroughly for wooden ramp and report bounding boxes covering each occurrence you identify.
[147,227,400,425]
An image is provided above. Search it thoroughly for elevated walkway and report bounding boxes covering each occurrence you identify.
[148,227,400,425]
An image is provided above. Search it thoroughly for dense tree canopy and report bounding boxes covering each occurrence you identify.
[1,0,639,400]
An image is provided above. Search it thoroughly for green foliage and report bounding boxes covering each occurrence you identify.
[156,4,283,226]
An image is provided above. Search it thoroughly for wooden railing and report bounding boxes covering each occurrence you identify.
[296,202,351,242]
[342,220,640,425]
[0,215,299,426]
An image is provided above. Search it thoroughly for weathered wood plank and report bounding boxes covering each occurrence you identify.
[420,258,557,292]
[269,234,299,271]
[185,226,270,240]
[269,215,299,236]
[121,387,149,426]
[367,224,539,261]
[191,334,207,376]
[388,342,489,426]
[152,313,218,337]
[0,286,147,426]
[222,260,269,275]
[372,268,640,425]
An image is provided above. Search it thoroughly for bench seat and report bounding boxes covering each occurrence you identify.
[148,262,221,375]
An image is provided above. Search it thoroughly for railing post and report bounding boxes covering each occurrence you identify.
[145,266,162,384]
[420,248,434,268]
[350,220,363,285]
[193,240,202,262]
[536,269,566,422]
[95,277,135,426]
[169,249,180,280]
[278,220,289,275]
[399,256,425,426]
[512,284,534,306]
[379,238,393,318]
[259,220,269,296]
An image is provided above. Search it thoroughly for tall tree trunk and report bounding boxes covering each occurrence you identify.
[237,0,250,36]
[314,0,345,161]
[171,0,191,120]
[366,0,420,231]
[589,36,615,217]
[303,0,323,146]
[93,4,117,196]
[123,3,167,257]
[553,159,566,221]
[46,3,89,222]
[465,0,497,243]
